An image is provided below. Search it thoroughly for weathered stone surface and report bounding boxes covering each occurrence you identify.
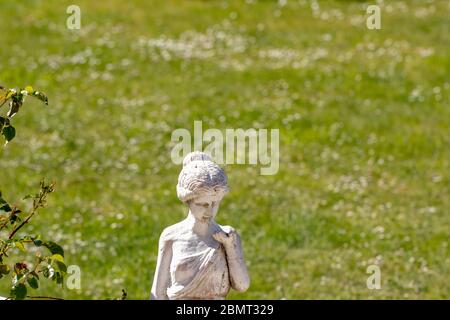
[151,151,250,300]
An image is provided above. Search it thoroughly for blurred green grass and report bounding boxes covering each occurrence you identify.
[0,0,448,299]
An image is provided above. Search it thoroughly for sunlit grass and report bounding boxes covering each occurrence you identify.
[0,0,448,299]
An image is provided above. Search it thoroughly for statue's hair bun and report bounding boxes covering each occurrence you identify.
[177,151,229,203]
[182,151,212,167]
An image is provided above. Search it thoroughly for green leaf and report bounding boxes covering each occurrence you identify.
[0,193,11,212]
[2,125,16,143]
[27,276,39,289]
[10,213,21,223]
[10,283,27,300]
[6,101,21,118]
[33,239,43,247]
[15,241,26,252]
[51,254,64,263]
[0,200,12,213]
[56,261,67,273]
[55,272,63,284]
[0,264,10,275]
[32,91,48,105]
[5,90,14,100]
[43,241,64,257]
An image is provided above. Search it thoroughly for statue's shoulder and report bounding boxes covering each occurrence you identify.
[160,221,189,242]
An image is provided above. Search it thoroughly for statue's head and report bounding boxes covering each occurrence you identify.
[177,151,229,221]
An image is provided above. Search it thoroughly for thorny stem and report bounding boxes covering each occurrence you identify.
[8,182,54,240]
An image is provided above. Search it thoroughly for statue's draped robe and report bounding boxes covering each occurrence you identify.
[167,245,230,300]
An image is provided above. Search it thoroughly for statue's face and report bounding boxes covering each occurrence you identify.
[188,194,223,221]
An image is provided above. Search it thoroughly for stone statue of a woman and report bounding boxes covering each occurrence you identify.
[151,151,250,300]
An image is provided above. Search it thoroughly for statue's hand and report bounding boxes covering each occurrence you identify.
[213,228,238,247]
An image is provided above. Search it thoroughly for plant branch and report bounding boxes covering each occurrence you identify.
[8,182,53,240]
[26,295,64,300]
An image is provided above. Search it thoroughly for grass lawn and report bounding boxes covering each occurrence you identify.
[0,0,448,299]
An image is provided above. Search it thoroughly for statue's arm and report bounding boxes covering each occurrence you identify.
[222,229,250,292]
[150,235,172,300]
